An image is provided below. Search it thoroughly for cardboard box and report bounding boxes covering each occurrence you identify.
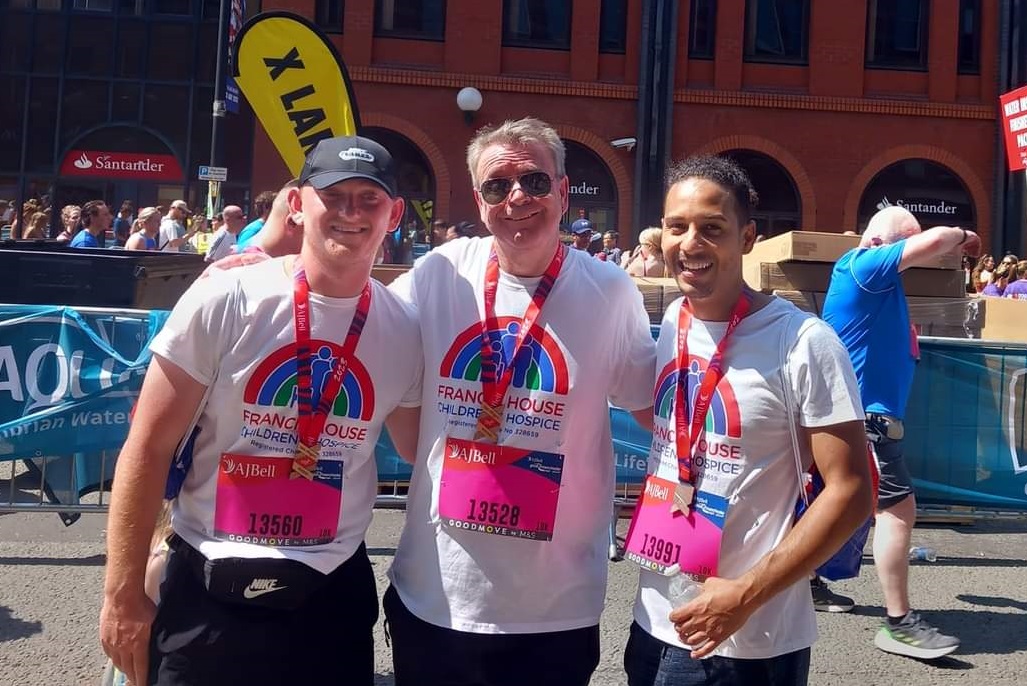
[633,277,680,324]
[907,296,979,338]
[771,290,819,314]
[978,296,1027,342]
[746,261,965,297]
[748,231,858,264]
[371,264,411,286]
[747,231,960,270]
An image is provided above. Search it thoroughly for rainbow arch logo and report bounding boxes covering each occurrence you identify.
[653,358,742,438]
[243,341,375,421]
[440,317,570,395]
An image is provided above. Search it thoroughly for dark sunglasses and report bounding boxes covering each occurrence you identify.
[479,171,553,205]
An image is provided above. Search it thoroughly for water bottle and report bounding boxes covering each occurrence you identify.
[908,546,937,562]
[666,564,704,606]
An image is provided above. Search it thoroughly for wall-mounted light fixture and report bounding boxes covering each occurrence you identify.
[457,87,483,125]
[610,137,637,151]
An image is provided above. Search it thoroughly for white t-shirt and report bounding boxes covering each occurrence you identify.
[204,227,237,263]
[632,296,864,659]
[387,236,657,634]
[158,217,186,252]
[149,257,422,573]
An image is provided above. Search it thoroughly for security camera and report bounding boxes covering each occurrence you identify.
[610,137,636,151]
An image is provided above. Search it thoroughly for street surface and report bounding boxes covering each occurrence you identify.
[1,509,1025,685]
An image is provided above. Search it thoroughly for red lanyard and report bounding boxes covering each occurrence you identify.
[674,294,750,486]
[291,257,372,479]
[474,244,566,442]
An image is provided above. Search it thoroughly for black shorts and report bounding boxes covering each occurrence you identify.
[148,543,378,686]
[383,585,600,686]
[867,432,915,510]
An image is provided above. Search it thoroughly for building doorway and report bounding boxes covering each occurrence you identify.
[563,140,619,237]
[857,158,975,232]
[723,150,802,238]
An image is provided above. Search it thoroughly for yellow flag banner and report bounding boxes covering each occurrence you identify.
[232,11,360,176]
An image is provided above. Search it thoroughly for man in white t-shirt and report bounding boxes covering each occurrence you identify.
[158,199,195,252]
[384,117,657,686]
[99,134,422,686]
[623,155,873,685]
[203,204,246,262]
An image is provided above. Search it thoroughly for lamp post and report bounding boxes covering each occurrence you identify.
[457,87,483,125]
[207,0,232,217]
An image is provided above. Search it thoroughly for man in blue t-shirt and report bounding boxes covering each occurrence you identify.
[822,206,980,661]
[70,200,111,249]
[234,189,277,251]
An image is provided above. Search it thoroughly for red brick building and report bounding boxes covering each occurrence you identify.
[252,0,999,250]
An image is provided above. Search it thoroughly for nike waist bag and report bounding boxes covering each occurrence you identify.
[168,534,328,610]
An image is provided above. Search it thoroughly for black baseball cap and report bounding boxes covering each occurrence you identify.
[298,135,398,197]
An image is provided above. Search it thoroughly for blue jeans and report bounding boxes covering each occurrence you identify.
[623,622,811,686]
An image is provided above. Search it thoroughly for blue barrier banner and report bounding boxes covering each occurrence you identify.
[905,338,1027,510]
[4,307,1025,515]
[611,337,1027,511]
[0,305,169,460]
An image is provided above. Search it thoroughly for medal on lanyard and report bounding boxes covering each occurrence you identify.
[670,293,751,514]
[290,257,372,479]
[473,244,566,443]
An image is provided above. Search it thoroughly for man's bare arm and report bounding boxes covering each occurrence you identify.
[385,405,421,463]
[670,419,872,657]
[100,355,207,685]
[899,226,980,272]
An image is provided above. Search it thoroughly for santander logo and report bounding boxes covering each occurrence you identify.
[59,149,183,181]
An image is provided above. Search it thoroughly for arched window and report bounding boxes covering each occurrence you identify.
[363,126,436,234]
[724,149,802,238]
[563,140,619,235]
[857,159,975,232]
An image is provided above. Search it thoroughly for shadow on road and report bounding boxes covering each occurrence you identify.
[907,556,1027,568]
[849,604,1027,655]
[0,554,106,566]
[0,605,42,643]
[956,593,1027,612]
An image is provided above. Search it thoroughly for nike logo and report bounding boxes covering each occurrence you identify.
[243,578,288,599]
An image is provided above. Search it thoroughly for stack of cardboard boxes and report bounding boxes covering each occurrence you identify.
[741,231,982,339]
[371,237,1026,343]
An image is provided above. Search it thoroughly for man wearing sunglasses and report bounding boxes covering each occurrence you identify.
[385,117,657,686]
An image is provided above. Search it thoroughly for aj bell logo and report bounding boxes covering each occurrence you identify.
[221,458,276,479]
[338,147,374,163]
[73,152,93,170]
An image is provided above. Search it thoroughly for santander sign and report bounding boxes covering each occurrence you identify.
[59,149,184,182]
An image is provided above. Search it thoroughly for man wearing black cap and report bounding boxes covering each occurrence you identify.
[100,134,423,686]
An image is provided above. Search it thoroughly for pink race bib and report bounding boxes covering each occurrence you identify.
[213,454,343,547]
[439,437,563,541]
[623,475,728,577]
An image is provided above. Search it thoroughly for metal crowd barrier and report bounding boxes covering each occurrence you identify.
[0,456,415,518]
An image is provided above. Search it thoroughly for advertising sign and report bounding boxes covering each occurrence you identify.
[999,85,1027,172]
[233,11,360,176]
[59,150,184,182]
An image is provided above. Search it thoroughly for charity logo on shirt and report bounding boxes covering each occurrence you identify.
[651,358,744,486]
[436,317,570,439]
[240,340,375,457]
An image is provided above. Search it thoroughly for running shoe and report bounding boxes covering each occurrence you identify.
[874,612,960,659]
[810,576,855,613]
